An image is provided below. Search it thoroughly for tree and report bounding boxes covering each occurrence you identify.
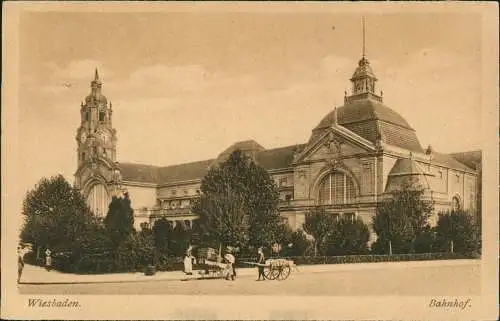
[194,191,249,248]
[169,221,192,257]
[104,193,135,247]
[69,223,114,273]
[20,175,98,255]
[303,207,337,256]
[325,217,370,256]
[152,217,172,255]
[192,150,283,250]
[282,229,312,257]
[434,210,480,254]
[372,181,434,254]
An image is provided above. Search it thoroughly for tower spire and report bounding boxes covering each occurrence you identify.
[344,16,383,104]
[94,67,100,82]
[362,16,366,58]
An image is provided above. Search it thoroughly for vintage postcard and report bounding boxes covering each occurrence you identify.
[2,2,498,320]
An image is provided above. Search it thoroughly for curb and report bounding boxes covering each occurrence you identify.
[20,273,257,285]
[19,259,479,285]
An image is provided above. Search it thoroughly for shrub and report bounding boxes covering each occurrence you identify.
[289,252,478,266]
[372,181,434,254]
[413,227,436,253]
[285,230,312,257]
[434,210,481,254]
[324,217,370,256]
[303,207,337,256]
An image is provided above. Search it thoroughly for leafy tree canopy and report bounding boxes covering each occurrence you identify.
[372,181,434,254]
[192,150,283,249]
[104,192,135,246]
[20,175,98,252]
[303,206,337,256]
[435,209,480,254]
[325,217,370,256]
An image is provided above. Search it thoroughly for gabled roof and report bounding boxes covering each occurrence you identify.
[118,159,215,185]
[118,163,160,184]
[117,145,478,186]
[255,144,306,170]
[448,150,482,170]
[431,151,477,172]
[219,140,266,156]
[158,159,215,184]
[118,144,305,185]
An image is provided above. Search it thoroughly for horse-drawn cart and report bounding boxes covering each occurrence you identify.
[195,247,234,280]
[244,258,296,281]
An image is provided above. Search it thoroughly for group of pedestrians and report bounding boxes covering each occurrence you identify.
[182,245,268,281]
[17,245,52,283]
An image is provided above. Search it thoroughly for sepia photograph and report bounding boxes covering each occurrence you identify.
[2,2,498,320]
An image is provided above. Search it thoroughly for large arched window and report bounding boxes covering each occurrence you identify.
[317,171,356,205]
[87,183,110,217]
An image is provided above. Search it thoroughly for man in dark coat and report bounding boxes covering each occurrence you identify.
[17,245,25,283]
[257,247,266,281]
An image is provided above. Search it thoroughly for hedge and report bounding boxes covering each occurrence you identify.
[36,251,481,274]
[235,252,480,267]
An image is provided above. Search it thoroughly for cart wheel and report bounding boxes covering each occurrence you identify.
[263,266,275,280]
[277,265,291,281]
[269,267,280,280]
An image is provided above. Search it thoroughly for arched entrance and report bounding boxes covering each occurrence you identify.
[86,183,110,217]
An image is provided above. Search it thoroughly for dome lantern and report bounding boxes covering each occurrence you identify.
[345,18,383,105]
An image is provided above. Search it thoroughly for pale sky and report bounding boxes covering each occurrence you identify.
[18,11,483,195]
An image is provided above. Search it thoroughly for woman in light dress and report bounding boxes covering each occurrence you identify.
[183,246,196,275]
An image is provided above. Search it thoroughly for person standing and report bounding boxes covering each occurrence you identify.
[45,248,52,271]
[257,247,266,281]
[183,247,194,275]
[224,247,236,281]
[17,245,25,283]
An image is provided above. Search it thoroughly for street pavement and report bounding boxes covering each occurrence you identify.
[18,259,480,296]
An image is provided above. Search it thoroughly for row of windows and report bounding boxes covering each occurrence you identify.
[83,111,108,122]
[159,199,191,209]
[329,212,357,222]
[141,219,199,230]
[79,148,108,160]
[168,189,200,197]
[432,168,461,183]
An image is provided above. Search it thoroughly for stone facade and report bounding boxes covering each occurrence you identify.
[74,56,481,239]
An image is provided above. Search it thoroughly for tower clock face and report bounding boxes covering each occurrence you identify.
[96,128,110,144]
[80,131,87,143]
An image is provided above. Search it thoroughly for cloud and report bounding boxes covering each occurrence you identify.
[52,59,114,81]
[320,54,356,76]
[103,64,260,103]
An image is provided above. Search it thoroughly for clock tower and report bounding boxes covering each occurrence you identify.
[75,69,121,217]
[76,68,117,168]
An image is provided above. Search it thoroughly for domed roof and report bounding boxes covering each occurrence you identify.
[84,68,108,105]
[85,92,108,104]
[388,158,424,177]
[385,157,431,193]
[312,99,423,152]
